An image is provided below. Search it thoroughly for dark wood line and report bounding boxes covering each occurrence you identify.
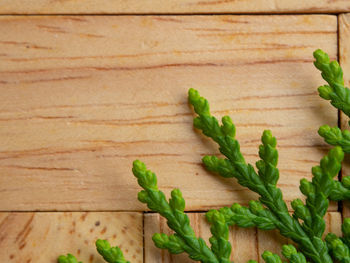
[0,11,345,15]
[0,59,314,74]
[3,46,315,62]
[15,213,34,243]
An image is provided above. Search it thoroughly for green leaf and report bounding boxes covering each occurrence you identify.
[256,130,279,186]
[152,233,185,254]
[202,156,235,178]
[169,189,186,212]
[329,180,350,201]
[96,239,130,263]
[228,202,278,230]
[313,49,350,118]
[342,218,350,248]
[206,210,231,263]
[296,146,344,240]
[291,198,311,224]
[282,245,307,263]
[57,254,82,263]
[326,233,350,263]
[261,251,282,263]
[318,125,350,153]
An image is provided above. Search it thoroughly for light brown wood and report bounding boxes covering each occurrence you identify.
[144,212,341,262]
[339,13,350,218]
[0,212,143,263]
[144,213,258,262]
[325,212,342,236]
[0,15,338,211]
[0,1,349,14]
[257,228,289,260]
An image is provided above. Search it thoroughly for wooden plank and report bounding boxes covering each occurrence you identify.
[145,212,341,262]
[144,213,258,262]
[0,1,349,14]
[257,228,289,260]
[0,15,338,211]
[0,212,143,263]
[339,14,350,218]
[325,212,342,236]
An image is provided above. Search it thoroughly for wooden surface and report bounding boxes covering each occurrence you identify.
[0,212,143,263]
[0,9,347,263]
[0,15,338,211]
[144,212,342,262]
[0,0,350,14]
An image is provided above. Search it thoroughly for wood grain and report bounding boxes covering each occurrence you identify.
[0,0,349,14]
[144,212,341,262]
[0,212,143,263]
[0,15,338,211]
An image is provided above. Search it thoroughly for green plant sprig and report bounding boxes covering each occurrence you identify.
[313,49,350,118]
[318,125,350,153]
[96,239,130,263]
[314,49,350,155]
[325,233,350,263]
[133,160,221,263]
[189,87,345,263]
[58,254,82,263]
[58,239,130,263]
[313,49,350,203]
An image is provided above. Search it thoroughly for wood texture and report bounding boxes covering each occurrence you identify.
[0,1,349,14]
[339,13,350,218]
[0,212,143,263]
[0,15,338,211]
[144,212,341,262]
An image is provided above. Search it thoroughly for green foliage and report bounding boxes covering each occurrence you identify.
[95,239,130,263]
[314,49,350,154]
[282,245,307,263]
[189,87,343,263]
[325,233,350,263]
[342,218,350,248]
[329,178,350,201]
[57,254,82,263]
[261,251,282,263]
[133,160,221,263]
[206,210,231,263]
[313,49,350,117]
[210,202,278,230]
[318,125,350,153]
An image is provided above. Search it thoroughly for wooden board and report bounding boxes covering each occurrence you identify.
[0,212,143,263]
[144,212,341,262]
[0,1,349,14]
[0,15,338,211]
